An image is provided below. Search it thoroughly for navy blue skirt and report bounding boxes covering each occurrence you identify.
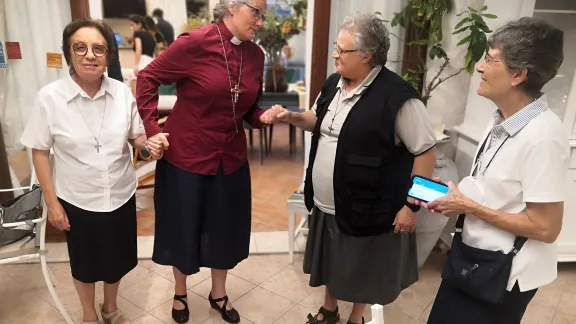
[152,159,252,275]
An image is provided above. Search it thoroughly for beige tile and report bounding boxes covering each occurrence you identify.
[132,313,166,324]
[299,287,328,312]
[416,300,433,323]
[532,280,565,308]
[558,293,576,317]
[35,283,84,315]
[107,296,147,321]
[253,231,290,253]
[118,265,153,289]
[521,302,556,324]
[1,263,56,289]
[233,287,296,324]
[0,291,63,324]
[382,305,416,324]
[148,293,212,324]
[260,266,315,303]
[273,304,314,324]
[386,280,436,319]
[230,254,289,284]
[119,274,174,311]
[553,312,576,324]
[190,273,256,302]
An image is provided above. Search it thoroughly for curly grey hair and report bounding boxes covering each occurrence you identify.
[488,17,564,96]
[213,0,242,23]
[340,13,390,66]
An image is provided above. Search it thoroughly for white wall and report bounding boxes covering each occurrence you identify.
[326,0,406,76]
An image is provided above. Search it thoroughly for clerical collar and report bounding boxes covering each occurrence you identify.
[217,22,243,45]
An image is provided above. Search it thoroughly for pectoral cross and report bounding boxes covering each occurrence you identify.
[94,140,102,153]
[231,84,243,103]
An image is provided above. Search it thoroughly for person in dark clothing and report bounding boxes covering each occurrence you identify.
[145,15,167,54]
[152,8,175,46]
[107,40,123,82]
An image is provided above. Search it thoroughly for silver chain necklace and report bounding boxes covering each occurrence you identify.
[216,24,243,133]
[328,90,349,134]
[75,96,107,153]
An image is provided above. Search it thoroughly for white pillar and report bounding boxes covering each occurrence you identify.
[89,0,103,19]
[146,0,188,35]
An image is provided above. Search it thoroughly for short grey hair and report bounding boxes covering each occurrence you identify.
[213,0,241,23]
[488,17,564,96]
[340,13,390,66]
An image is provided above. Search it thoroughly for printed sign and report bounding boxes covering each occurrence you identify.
[5,42,22,59]
[0,42,8,68]
[47,52,62,69]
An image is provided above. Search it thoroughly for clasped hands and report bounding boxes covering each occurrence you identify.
[259,105,291,124]
[145,132,170,159]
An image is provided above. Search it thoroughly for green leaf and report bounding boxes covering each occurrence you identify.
[408,39,432,46]
[429,46,438,60]
[452,26,469,34]
[468,7,478,13]
[456,11,467,17]
[464,51,474,74]
[480,5,488,11]
[457,34,472,46]
[413,20,425,28]
[482,13,497,19]
[454,17,470,29]
[470,13,484,24]
[375,11,382,15]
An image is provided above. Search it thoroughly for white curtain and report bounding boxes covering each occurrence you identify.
[1,0,71,154]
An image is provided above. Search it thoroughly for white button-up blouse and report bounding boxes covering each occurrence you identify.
[20,73,145,212]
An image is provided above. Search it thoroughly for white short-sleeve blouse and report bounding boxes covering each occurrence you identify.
[20,73,145,212]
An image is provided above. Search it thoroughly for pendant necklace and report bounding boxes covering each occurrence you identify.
[327,89,348,134]
[75,96,107,153]
[216,24,243,133]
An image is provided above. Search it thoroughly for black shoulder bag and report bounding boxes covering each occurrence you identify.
[441,135,527,305]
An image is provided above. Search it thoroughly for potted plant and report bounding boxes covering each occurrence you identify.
[254,0,306,92]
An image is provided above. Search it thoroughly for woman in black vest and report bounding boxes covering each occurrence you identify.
[416,18,567,324]
[270,13,437,324]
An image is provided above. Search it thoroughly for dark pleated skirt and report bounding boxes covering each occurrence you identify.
[303,207,419,305]
[152,159,252,275]
[427,280,537,324]
[61,195,137,284]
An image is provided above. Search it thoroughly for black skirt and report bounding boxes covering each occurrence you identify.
[427,280,537,324]
[152,159,252,275]
[303,207,419,305]
[61,195,137,284]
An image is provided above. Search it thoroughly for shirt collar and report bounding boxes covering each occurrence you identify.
[216,22,243,45]
[64,73,115,102]
[337,65,382,96]
[492,94,548,137]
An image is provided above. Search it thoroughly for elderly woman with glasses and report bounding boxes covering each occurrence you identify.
[20,19,163,324]
[416,17,568,324]
[136,0,278,323]
[271,13,437,324]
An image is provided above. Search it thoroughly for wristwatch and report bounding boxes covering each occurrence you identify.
[405,201,421,212]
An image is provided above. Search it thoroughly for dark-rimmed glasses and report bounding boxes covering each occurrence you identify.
[72,42,108,57]
[333,42,360,57]
[242,2,266,22]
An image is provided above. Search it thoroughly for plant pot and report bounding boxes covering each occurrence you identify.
[265,64,289,93]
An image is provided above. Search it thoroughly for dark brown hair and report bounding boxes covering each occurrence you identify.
[129,15,149,31]
[62,18,116,72]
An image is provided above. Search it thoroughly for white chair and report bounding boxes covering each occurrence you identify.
[286,187,309,264]
[0,159,73,323]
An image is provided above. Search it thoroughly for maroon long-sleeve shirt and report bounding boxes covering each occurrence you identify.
[136,23,265,175]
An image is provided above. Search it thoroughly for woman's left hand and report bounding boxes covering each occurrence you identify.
[422,181,473,217]
[393,206,417,234]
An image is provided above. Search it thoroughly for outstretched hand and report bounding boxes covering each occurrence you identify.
[415,177,472,217]
[260,105,291,124]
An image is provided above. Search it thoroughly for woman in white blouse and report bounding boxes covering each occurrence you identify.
[20,19,164,324]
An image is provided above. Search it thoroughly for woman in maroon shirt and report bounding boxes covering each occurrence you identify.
[136,1,275,323]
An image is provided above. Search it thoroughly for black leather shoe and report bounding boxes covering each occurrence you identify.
[209,294,240,323]
[306,306,340,324]
[172,294,189,323]
[346,317,365,324]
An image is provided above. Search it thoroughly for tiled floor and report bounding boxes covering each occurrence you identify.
[1,250,576,324]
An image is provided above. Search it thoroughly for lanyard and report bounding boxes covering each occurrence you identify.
[471,133,509,177]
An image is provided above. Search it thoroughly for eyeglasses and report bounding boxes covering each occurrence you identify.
[333,42,359,57]
[72,42,108,57]
[242,2,266,22]
[483,54,502,66]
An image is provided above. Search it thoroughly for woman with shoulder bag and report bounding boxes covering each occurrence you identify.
[417,17,568,324]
